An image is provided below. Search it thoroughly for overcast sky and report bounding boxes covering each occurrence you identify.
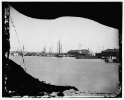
[10,7,119,53]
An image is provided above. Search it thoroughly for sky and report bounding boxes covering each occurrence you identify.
[10,7,119,53]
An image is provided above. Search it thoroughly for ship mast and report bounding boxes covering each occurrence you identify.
[57,41,58,54]
[49,46,51,54]
[61,44,62,54]
[57,33,62,55]
[23,45,24,53]
[59,40,61,54]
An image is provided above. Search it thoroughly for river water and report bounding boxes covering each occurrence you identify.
[9,56,119,93]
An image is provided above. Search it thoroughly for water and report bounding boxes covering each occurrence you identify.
[9,56,119,93]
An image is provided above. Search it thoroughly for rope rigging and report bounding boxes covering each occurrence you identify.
[10,17,26,72]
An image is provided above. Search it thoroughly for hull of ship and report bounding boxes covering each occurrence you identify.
[75,56,97,59]
[56,54,63,58]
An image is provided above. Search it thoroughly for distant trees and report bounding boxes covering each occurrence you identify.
[25,52,37,56]
[10,51,68,57]
[24,52,44,56]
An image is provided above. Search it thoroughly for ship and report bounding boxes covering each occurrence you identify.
[56,40,63,58]
[75,54,97,59]
[75,49,97,59]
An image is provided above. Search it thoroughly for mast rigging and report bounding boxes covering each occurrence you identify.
[10,17,26,71]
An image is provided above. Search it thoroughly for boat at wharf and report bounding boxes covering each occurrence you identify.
[75,55,97,59]
[104,56,120,63]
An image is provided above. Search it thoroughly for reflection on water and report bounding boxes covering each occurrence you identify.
[9,56,119,93]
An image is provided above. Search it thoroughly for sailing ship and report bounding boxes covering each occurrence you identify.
[48,46,53,57]
[75,48,97,59]
[42,45,47,56]
[56,40,63,58]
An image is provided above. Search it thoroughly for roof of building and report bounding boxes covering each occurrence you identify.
[102,49,119,53]
[68,50,79,53]
[68,49,90,53]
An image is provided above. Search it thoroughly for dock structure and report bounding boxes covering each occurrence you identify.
[95,48,120,63]
[101,49,119,63]
[101,49,119,57]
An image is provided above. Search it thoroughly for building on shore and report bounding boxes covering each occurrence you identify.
[96,48,119,59]
[95,48,120,62]
[101,49,119,57]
